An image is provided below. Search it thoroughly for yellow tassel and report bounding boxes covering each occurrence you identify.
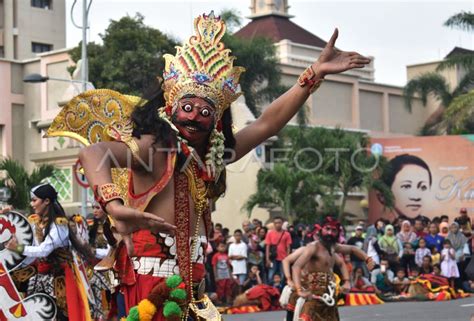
[28,214,40,224]
[137,299,157,321]
[72,214,83,224]
[55,217,68,225]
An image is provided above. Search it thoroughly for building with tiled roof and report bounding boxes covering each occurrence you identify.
[235,14,328,48]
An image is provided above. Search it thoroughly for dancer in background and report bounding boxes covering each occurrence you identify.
[293,217,374,321]
[6,184,92,321]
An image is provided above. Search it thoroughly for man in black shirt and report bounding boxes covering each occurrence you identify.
[347,225,367,275]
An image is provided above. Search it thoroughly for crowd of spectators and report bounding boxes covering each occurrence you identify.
[205,208,474,305]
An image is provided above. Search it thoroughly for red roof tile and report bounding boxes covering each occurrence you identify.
[235,15,327,48]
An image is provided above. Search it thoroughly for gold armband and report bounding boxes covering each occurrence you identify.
[93,183,124,213]
[298,65,323,94]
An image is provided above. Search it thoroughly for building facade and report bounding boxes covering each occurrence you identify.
[0,0,66,60]
[0,49,84,210]
[0,0,458,230]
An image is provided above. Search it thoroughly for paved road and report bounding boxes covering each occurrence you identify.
[224,296,474,321]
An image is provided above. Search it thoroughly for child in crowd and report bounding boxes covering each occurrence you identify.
[272,274,285,293]
[440,239,459,288]
[409,266,420,280]
[212,242,234,304]
[242,265,263,291]
[432,264,442,276]
[228,229,248,288]
[392,268,410,294]
[431,245,441,265]
[400,242,416,273]
[351,267,374,292]
[415,238,431,267]
[344,254,353,276]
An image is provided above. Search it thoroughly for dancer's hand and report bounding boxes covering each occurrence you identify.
[106,202,176,256]
[297,289,312,299]
[0,206,12,214]
[341,280,351,294]
[266,259,272,268]
[312,28,371,79]
[287,279,295,289]
[5,235,18,251]
[366,257,376,271]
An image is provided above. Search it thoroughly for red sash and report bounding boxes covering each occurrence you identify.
[174,170,211,300]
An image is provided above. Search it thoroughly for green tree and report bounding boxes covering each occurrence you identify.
[437,11,474,71]
[220,9,287,116]
[244,126,393,222]
[434,90,474,134]
[69,13,178,95]
[404,11,474,135]
[403,72,470,111]
[244,163,327,223]
[0,158,56,210]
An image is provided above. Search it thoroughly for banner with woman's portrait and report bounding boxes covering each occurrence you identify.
[368,135,473,223]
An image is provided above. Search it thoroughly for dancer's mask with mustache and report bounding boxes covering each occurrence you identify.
[157,11,245,182]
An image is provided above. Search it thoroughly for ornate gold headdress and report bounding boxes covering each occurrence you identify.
[162,11,245,121]
[159,11,245,182]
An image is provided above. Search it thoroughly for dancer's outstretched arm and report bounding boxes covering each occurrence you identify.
[233,29,370,162]
[335,244,375,270]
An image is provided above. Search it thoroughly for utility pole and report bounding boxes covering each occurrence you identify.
[71,0,92,217]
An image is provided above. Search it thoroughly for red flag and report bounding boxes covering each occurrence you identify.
[0,262,21,302]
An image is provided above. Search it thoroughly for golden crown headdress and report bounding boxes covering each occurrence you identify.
[162,11,245,120]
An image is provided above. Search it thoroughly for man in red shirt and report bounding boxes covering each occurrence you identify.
[414,218,428,239]
[265,217,292,283]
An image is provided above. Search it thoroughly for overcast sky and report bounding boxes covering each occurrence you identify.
[66,0,473,86]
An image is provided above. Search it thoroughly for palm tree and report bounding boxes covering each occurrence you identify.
[0,158,56,210]
[404,11,474,135]
[244,126,394,222]
[435,90,474,134]
[243,164,326,224]
[437,11,474,71]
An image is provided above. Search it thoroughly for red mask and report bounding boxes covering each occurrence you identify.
[172,97,216,147]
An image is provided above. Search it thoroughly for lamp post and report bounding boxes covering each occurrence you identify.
[23,0,93,218]
[23,73,86,84]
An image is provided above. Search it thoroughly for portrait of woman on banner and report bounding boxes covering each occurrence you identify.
[376,154,433,223]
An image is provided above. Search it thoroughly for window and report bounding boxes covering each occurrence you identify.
[32,42,52,53]
[0,46,4,58]
[31,0,51,9]
[46,168,73,202]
